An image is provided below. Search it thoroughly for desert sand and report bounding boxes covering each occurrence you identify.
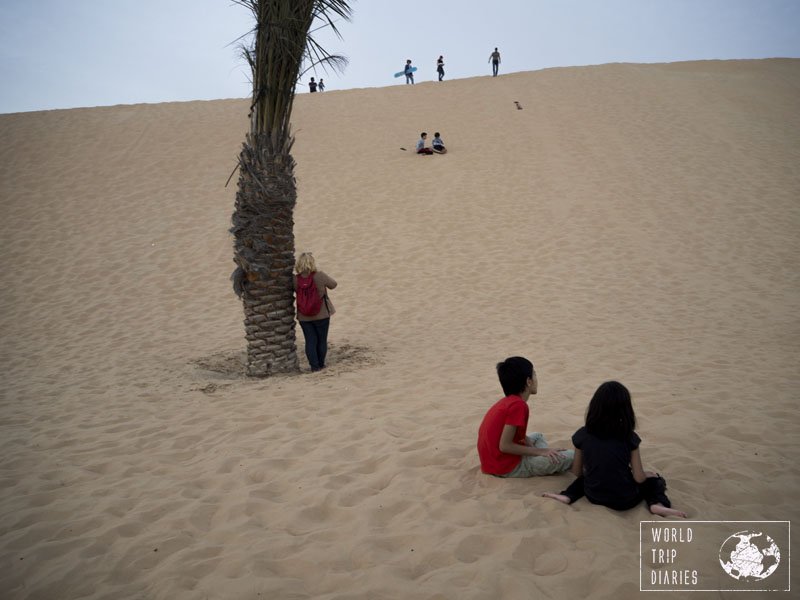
[1,59,799,599]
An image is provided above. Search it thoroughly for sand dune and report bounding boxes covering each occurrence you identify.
[1,59,799,599]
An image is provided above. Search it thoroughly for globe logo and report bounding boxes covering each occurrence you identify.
[719,530,781,581]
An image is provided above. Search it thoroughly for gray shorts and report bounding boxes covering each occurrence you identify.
[500,432,574,477]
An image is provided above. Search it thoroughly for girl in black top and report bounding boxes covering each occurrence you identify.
[543,381,687,518]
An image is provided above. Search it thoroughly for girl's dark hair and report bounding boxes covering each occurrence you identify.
[585,381,636,439]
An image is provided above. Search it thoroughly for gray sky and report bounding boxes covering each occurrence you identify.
[1,0,799,114]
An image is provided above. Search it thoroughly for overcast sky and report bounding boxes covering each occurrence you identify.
[1,0,799,114]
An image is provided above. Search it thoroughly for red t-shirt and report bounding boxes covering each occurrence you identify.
[477,394,529,475]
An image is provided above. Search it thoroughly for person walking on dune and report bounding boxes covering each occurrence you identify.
[489,47,501,77]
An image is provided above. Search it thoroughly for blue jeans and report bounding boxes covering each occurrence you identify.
[299,318,330,371]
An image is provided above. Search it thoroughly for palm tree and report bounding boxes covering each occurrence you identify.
[230,0,352,376]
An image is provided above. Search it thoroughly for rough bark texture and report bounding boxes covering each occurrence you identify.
[231,133,299,376]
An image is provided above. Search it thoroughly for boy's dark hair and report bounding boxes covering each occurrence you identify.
[421,132,427,137]
[496,356,534,396]
[585,381,636,439]
[434,132,440,137]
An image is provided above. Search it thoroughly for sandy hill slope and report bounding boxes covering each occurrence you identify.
[1,59,798,599]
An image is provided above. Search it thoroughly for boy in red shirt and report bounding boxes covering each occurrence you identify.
[477,357,573,477]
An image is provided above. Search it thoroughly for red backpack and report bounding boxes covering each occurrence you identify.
[296,272,323,316]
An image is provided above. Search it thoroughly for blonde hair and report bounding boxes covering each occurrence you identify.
[295,252,316,275]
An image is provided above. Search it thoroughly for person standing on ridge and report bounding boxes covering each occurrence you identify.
[489,47,501,77]
[404,59,415,84]
[308,77,318,92]
[318,78,325,91]
[437,55,445,81]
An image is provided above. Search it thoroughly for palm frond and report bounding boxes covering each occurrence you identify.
[233,0,353,147]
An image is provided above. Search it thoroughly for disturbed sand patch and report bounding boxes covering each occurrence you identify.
[192,342,381,385]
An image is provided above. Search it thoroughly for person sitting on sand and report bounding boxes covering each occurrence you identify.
[432,132,446,154]
[543,381,687,518]
[477,357,574,477]
[416,132,434,155]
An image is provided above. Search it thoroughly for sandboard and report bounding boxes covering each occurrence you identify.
[394,66,418,78]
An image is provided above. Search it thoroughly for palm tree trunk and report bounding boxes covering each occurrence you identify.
[232,132,299,376]
[230,0,352,377]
